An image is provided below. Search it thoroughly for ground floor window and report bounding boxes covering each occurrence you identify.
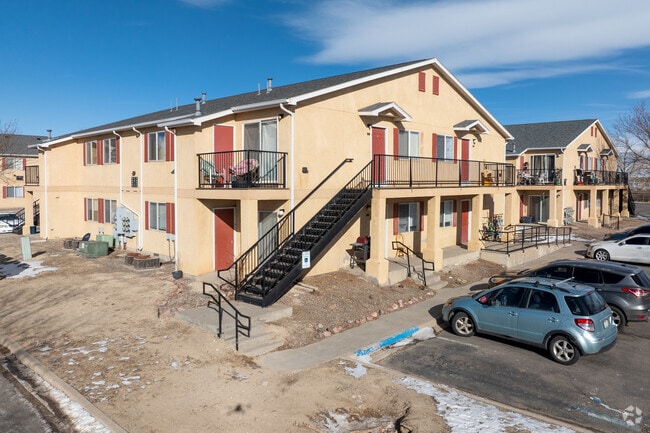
[397,202,420,233]
[85,198,99,221]
[440,200,454,227]
[148,202,167,231]
[104,199,117,225]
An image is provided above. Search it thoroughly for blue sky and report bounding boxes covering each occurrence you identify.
[2,0,650,137]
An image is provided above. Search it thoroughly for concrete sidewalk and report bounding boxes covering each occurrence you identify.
[257,241,589,371]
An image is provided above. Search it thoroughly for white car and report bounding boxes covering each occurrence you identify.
[0,212,21,234]
[586,234,650,264]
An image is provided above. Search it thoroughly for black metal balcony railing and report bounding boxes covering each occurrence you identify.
[371,154,515,187]
[25,166,39,185]
[573,169,628,186]
[516,168,563,185]
[198,150,287,189]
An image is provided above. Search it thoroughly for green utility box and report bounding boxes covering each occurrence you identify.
[96,234,115,248]
[79,240,109,258]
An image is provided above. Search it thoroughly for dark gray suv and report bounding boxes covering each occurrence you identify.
[488,260,650,330]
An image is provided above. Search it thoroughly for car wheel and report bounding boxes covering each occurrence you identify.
[451,311,475,337]
[594,249,610,261]
[609,305,626,331]
[548,335,581,365]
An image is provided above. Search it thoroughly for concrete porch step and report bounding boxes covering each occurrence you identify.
[387,257,441,288]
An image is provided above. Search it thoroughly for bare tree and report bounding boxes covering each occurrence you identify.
[613,102,650,193]
[0,120,20,182]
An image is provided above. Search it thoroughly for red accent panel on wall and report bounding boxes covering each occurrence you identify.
[432,76,440,95]
[2,186,6,198]
[432,133,437,158]
[1,158,5,170]
[83,143,87,166]
[393,203,399,235]
[22,158,26,169]
[393,128,399,160]
[166,202,176,234]
[97,141,103,166]
[98,199,105,224]
[143,134,149,162]
[165,131,174,162]
[453,137,458,162]
[418,72,426,92]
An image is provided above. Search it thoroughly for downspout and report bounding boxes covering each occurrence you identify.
[36,145,48,239]
[133,127,144,250]
[279,103,295,209]
[164,126,179,271]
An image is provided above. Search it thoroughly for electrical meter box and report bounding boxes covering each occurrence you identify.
[115,206,139,238]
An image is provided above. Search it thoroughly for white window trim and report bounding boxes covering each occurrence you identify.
[149,201,167,231]
[440,200,453,227]
[148,131,166,161]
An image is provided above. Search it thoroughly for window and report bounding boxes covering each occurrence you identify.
[440,200,453,227]
[244,120,277,152]
[104,199,117,225]
[85,141,98,165]
[103,138,117,164]
[532,265,571,279]
[85,198,99,222]
[398,130,419,157]
[397,202,420,233]
[436,135,454,160]
[4,157,23,170]
[573,267,601,285]
[527,289,559,312]
[148,131,166,161]
[148,202,167,231]
[5,186,24,198]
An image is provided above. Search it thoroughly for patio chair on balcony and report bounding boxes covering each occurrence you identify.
[201,159,225,187]
[229,159,259,188]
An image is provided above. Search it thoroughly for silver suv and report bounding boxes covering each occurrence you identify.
[489,260,650,330]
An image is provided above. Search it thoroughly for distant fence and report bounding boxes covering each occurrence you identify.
[632,190,650,202]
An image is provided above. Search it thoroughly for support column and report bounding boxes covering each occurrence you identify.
[620,187,630,217]
[587,189,600,228]
[366,196,389,285]
[547,190,560,227]
[612,189,621,217]
[239,198,258,249]
[422,195,443,267]
[468,194,483,251]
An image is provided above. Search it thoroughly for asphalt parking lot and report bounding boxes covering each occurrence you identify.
[380,239,649,433]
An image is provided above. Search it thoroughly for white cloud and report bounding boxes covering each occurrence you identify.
[285,0,650,86]
[628,90,650,99]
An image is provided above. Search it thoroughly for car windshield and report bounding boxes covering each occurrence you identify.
[564,291,607,316]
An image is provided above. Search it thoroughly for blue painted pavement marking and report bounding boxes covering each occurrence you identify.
[355,327,419,357]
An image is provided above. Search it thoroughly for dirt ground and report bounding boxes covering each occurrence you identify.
[0,218,645,433]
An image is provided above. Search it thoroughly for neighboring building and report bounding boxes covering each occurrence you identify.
[505,119,628,227]
[28,58,520,305]
[0,133,44,229]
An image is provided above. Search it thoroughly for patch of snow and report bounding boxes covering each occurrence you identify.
[396,376,576,433]
[412,327,436,341]
[344,362,367,379]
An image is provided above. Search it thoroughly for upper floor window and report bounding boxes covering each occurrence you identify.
[399,130,420,157]
[244,120,277,152]
[4,157,24,170]
[103,138,117,164]
[436,135,454,160]
[148,131,166,161]
[4,186,24,198]
[85,141,98,165]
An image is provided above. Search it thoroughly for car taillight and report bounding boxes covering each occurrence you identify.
[575,318,595,332]
[622,287,650,298]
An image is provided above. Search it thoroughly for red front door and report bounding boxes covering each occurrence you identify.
[214,208,235,270]
[461,200,470,244]
[371,127,386,183]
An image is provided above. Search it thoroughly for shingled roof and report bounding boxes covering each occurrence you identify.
[38,58,512,147]
[1,134,45,157]
[504,119,597,156]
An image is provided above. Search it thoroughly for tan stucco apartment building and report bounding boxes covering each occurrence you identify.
[23,59,628,306]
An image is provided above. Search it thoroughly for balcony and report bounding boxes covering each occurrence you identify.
[516,168,563,186]
[372,154,515,187]
[198,150,287,189]
[573,169,628,186]
[25,166,39,185]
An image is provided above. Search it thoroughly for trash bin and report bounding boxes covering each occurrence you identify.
[520,216,534,224]
[29,226,37,234]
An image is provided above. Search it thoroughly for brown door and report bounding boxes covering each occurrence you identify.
[371,127,386,183]
[214,207,235,270]
[461,200,470,244]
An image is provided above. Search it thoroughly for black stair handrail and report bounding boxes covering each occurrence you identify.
[203,282,251,351]
[391,241,435,287]
[218,158,355,293]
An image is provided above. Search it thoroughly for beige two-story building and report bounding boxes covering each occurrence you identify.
[505,119,628,228]
[28,58,521,306]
